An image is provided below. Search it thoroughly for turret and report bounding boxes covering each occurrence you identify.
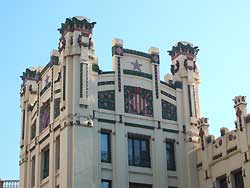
[168,41,201,143]
[57,16,97,119]
[234,96,247,131]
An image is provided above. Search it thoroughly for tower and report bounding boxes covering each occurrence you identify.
[57,16,99,188]
[168,41,201,188]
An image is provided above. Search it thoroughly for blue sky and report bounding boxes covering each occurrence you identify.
[1,0,250,179]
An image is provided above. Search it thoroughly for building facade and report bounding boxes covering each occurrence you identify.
[19,16,250,188]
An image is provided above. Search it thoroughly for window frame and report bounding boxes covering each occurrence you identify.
[100,130,112,163]
[232,168,244,188]
[31,156,35,187]
[129,182,152,188]
[166,139,176,171]
[101,179,112,188]
[128,133,151,168]
[41,146,50,180]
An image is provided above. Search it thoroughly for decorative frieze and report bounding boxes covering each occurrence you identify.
[98,90,115,111]
[124,86,153,117]
[123,69,152,80]
[98,81,115,86]
[160,90,176,100]
[161,99,177,121]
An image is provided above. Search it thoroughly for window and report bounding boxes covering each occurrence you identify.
[54,98,60,119]
[233,169,244,188]
[31,156,35,187]
[55,136,60,170]
[101,179,112,188]
[101,130,111,163]
[217,175,228,188]
[41,146,50,180]
[128,134,151,168]
[129,183,152,188]
[166,140,176,171]
[40,99,50,132]
[30,120,36,140]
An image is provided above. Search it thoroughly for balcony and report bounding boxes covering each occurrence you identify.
[0,180,19,188]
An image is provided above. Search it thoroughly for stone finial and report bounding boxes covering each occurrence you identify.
[220,127,229,136]
[148,47,159,54]
[198,117,209,136]
[234,96,247,131]
[233,96,247,108]
[112,38,123,47]
[50,49,59,57]
[164,73,173,82]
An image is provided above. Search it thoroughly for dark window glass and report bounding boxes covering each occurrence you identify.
[233,170,244,188]
[129,182,152,188]
[54,98,60,119]
[31,156,35,187]
[101,131,111,163]
[55,136,60,170]
[128,135,150,167]
[218,176,228,188]
[166,140,176,171]
[40,99,50,132]
[41,146,50,179]
[101,179,112,188]
[30,120,36,140]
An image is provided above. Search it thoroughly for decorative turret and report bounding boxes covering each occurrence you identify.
[168,41,200,83]
[234,96,247,131]
[168,41,201,137]
[58,16,96,53]
[198,117,209,150]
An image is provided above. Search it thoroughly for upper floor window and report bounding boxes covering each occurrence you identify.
[129,183,152,188]
[232,169,244,188]
[41,146,50,180]
[217,175,228,188]
[166,140,176,171]
[55,136,60,170]
[101,130,111,163]
[30,120,36,140]
[101,179,112,188]
[128,134,150,168]
[31,156,35,187]
[40,99,50,132]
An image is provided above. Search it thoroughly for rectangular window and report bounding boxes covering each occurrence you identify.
[54,98,60,119]
[101,179,112,188]
[40,99,50,132]
[233,169,244,188]
[101,130,111,163]
[41,146,50,180]
[166,140,176,171]
[31,156,35,187]
[128,134,151,168]
[22,110,25,139]
[217,175,228,188]
[129,183,152,188]
[55,136,60,170]
[30,120,36,140]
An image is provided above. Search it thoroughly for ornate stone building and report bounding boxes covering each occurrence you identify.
[19,16,250,188]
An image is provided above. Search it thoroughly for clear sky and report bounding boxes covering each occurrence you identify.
[1,0,250,180]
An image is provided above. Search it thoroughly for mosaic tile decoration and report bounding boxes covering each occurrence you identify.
[124,86,153,117]
[162,99,177,121]
[98,90,115,111]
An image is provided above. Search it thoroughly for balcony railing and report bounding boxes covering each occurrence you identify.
[0,180,19,188]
